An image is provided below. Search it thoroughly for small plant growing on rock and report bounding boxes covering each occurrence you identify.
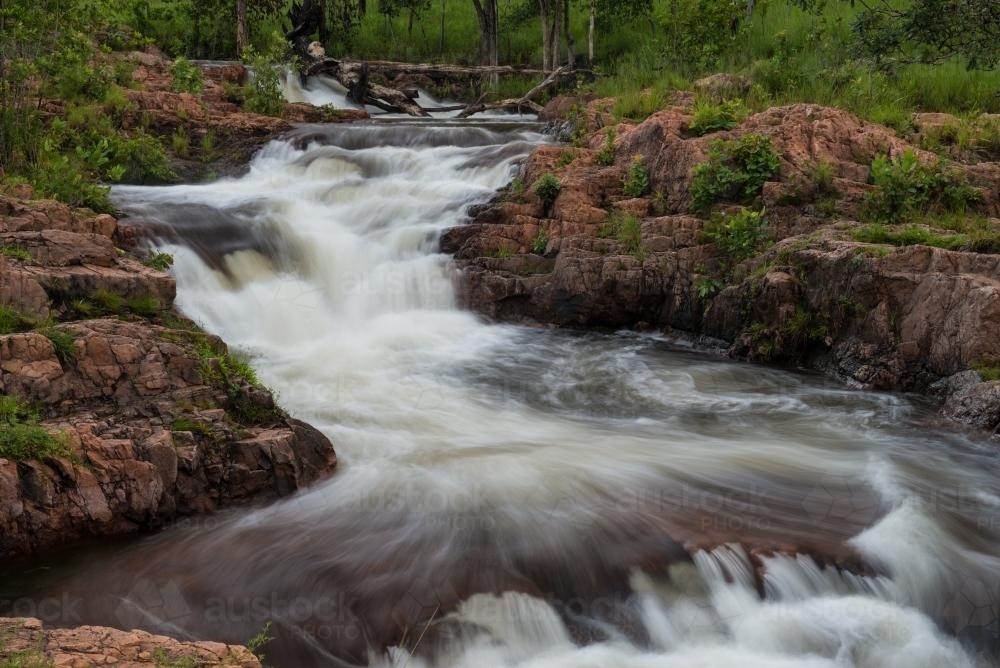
[622,155,650,197]
[695,277,725,299]
[688,98,743,136]
[491,244,514,259]
[532,229,549,254]
[0,394,69,461]
[144,251,175,272]
[702,207,769,264]
[599,211,645,256]
[690,133,780,211]
[596,128,616,166]
[169,57,204,94]
[242,46,286,117]
[0,245,32,261]
[41,327,77,365]
[533,173,562,214]
[556,150,578,168]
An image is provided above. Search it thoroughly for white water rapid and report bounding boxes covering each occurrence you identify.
[4,119,999,668]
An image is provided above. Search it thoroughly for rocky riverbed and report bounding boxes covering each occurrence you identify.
[444,94,1000,436]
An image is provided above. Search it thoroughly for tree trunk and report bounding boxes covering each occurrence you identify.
[588,0,595,65]
[563,0,574,69]
[539,0,552,72]
[471,0,498,67]
[236,0,249,55]
[439,0,446,56]
[550,0,561,71]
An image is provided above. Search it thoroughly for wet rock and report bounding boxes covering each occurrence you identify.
[0,197,338,559]
[445,100,1000,434]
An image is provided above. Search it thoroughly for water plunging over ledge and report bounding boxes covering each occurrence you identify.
[3,119,1000,668]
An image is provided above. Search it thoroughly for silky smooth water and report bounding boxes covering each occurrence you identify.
[3,120,999,667]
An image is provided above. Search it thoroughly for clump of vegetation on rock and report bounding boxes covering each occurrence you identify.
[702,208,769,265]
[0,395,69,462]
[622,155,650,197]
[533,173,562,214]
[596,128,616,166]
[862,149,980,224]
[688,98,743,136]
[690,133,781,211]
[169,57,204,94]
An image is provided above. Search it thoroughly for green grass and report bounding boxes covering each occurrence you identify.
[0,245,32,261]
[599,211,645,256]
[0,395,69,462]
[851,220,1000,254]
[972,358,1000,382]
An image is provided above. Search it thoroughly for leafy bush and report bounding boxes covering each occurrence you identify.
[703,208,769,263]
[863,150,980,223]
[0,395,69,461]
[169,57,204,94]
[690,133,781,211]
[688,98,742,136]
[622,155,650,197]
[242,46,285,117]
[144,251,175,271]
[532,229,549,254]
[533,173,562,213]
[596,128,616,166]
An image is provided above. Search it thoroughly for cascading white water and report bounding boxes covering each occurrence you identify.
[6,119,999,668]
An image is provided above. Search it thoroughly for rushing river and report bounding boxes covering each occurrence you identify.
[3,107,1000,667]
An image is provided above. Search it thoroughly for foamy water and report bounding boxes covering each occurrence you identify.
[4,119,999,667]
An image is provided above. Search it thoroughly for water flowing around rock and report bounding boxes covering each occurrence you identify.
[4,120,998,667]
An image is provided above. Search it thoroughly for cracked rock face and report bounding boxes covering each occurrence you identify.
[0,617,261,667]
[0,194,337,559]
[445,98,1000,433]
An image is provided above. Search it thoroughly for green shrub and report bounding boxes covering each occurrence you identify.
[622,155,650,197]
[688,98,743,136]
[143,251,175,271]
[241,46,285,117]
[172,128,190,158]
[0,395,69,462]
[556,150,577,168]
[614,88,664,121]
[695,277,725,299]
[862,149,980,223]
[532,229,549,254]
[596,128,616,166]
[690,133,781,211]
[703,208,769,263]
[533,173,562,213]
[169,57,203,94]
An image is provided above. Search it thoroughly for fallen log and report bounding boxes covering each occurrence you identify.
[456,66,570,118]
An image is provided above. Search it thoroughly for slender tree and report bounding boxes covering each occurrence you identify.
[470,0,498,66]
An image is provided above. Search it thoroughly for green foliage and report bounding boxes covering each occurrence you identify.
[703,208,769,263]
[614,88,664,121]
[622,155,650,197]
[41,328,78,365]
[0,306,33,335]
[144,251,175,272]
[491,245,514,259]
[556,150,577,168]
[0,648,54,668]
[690,133,781,211]
[0,395,69,462]
[246,622,273,663]
[850,221,1000,254]
[695,276,724,299]
[688,98,742,136]
[241,43,286,117]
[533,173,562,213]
[862,150,980,224]
[532,229,549,254]
[169,57,204,94]
[0,245,32,261]
[172,129,191,158]
[126,295,162,317]
[596,128,616,167]
[972,358,1000,382]
[599,211,645,256]
[91,288,126,314]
